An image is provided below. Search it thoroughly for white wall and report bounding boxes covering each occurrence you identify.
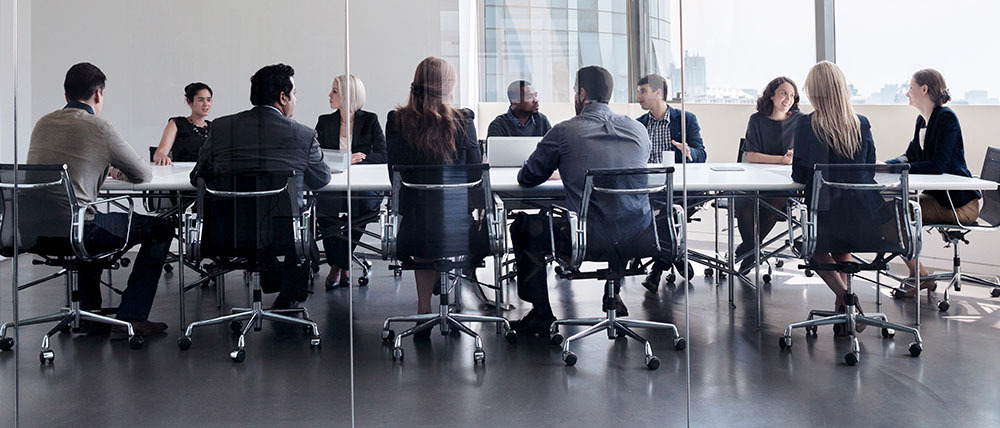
[28,0,347,157]
[0,0,31,163]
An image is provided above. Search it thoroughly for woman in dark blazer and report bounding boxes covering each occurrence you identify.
[886,69,981,297]
[316,74,387,289]
[386,56,481,323]
[792,61,877,315]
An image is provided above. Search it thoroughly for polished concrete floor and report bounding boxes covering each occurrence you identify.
[1,221,1000,428]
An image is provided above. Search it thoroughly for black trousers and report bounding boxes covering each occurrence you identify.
[316,192,379,270]
[733,195,790,258]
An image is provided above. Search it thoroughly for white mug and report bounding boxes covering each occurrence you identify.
[662,150,675,166]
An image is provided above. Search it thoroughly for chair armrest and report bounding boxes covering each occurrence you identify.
[490,194,508,256]
[908,198,923,260]
[72,195,136,262]
[548,205,584,268]
[379,196,395,260]
[184,209,202,263]
[670,204,686,262]
[785,199,812,259]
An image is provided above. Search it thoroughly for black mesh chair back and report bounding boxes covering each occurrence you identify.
[737,138,748,162]
[976,147,1000,226]
[0,164,77,257]
[194,171,301,265]
[805,163,916,260]
[566,167,674,266]
[389,163,495,261]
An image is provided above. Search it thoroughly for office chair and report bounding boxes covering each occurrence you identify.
[0,164,143,363]
[548,167,687,370]
[176,172,320,362]
[779,163,923,365]
[380,164,515,364]
[912,146,1000,311]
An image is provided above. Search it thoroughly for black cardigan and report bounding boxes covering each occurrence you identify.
[315,109,387,164]
[887,106,981,209]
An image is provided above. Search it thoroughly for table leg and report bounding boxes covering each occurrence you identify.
[177,192,185,330]
[755,192,761,329]
[728,196,735,308]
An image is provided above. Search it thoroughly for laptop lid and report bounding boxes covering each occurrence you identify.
[486,136,543,167]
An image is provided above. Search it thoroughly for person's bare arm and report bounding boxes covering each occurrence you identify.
[746,150,793,165]
[153,120,178,165]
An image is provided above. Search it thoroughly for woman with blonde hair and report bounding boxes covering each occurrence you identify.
[316,74,386,289]
[791,61,877,315]
[385,57,480,327]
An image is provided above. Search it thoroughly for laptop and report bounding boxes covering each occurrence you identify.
[322,149,350,173]
[486,136,543,167]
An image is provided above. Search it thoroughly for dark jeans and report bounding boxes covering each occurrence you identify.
[733,195,791,258]
[649,192,708,270]
[78,212,174,321]
[316,193,378,270]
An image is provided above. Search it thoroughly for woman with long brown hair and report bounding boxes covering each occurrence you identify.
[791,61,877,316]
[385,57,481,326]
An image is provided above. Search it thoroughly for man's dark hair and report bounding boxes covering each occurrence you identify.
[64,62,107,102]
[506,80,531,102]
[250,63,295,106]
[638,74,669,101]
[576,66,613,103]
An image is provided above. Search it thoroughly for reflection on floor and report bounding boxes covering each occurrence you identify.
[1,243,999,427]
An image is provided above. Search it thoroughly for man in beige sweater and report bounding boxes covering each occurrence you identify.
[27,62,173,336]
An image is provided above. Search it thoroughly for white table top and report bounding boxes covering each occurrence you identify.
[102,162,998,193]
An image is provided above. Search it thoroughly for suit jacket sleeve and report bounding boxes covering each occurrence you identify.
[518,125,561,187]
[303,129,332,190]
[685,112,707,163]
[361,113,387,164]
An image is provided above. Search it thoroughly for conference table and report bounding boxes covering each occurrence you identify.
[103,162,998,329]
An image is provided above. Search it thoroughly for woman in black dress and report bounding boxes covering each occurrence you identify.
[153,82,212,165]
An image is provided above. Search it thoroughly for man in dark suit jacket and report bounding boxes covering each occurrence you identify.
[191,63,332,308]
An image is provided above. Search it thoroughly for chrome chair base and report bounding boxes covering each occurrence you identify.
[381,271,515,364]
[176,272,320,362]
[548,279,685,370]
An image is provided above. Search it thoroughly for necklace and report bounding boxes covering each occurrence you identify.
[187,117,209,140]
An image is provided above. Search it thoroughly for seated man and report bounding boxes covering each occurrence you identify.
[191,63,331,309]
[27,62,174,336]
[510,66,652,335]
[486,80,552,137]
[635,74,707,290]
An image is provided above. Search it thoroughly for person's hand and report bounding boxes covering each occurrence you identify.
[153,151,172,166]
[781,149,794,165]
[671,140,693,161]
[108,167,124,180]
[548,171,561,181]
[351,152,366,164]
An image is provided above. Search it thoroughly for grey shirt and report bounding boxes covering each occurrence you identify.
[743,111,804,159]
[518,103,652,242]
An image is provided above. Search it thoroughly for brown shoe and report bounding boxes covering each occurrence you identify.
[112,319,168,338]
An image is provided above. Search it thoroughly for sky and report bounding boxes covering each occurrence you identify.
[670,0,1000,100]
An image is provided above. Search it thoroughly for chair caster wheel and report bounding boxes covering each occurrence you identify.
[805,326,818,336]
[229,320,243,333]
[775,260,784,268]
[128,335,144,350]
[382,329,395,342]
[805,269,814,277]
[704,268,714,277]
[231,349,246,363]
[554,266,563,276]
[392,347,403,361]
[163,264,174,273]
[881,328,895,338]
[645,355,660,370]
[358,276,369,286]
[832,323,846,337]
[505,330,518,344]
[119,257,131,268]
[908,342,922,357]
[992,288,1000,298]
[40,350,54,364]
[762,274,771,283]
[562,351,577,366]
[665,273,676,284]
[673,336,687,350]
[845,351,859,366]
[310,338,321,350]
[177,336,192,350]
[937,300,950,312]
[302,325,313,334]
[779,336,792,349]
[550,333,564,346]
[0,337,14,351]
[473,349,486,364]
[59,324,72,333]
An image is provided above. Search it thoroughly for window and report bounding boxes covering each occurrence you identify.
[836,0,1000,105]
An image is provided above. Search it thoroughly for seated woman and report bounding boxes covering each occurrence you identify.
[734,76,805,271]
[315,74,386,289]
[886,69,982,298]
[153,82,212,165]
[791,61,876,318]
[386,57,480,329]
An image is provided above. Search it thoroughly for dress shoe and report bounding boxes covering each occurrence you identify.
[673,260,695,281]
[642,268,662,293]
[602,295,629,317]
[112,319,168,338]
[75,319,112,335]
[892,277,937,298]
[270,294,300,310]
[325,268,341,291]
[413,320,433,340]
[509,309,555,336]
